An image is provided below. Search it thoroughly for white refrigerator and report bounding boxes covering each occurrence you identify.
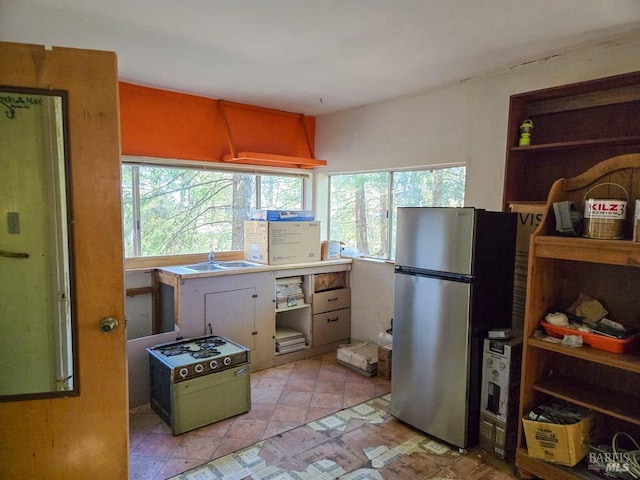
[391,207,516,450]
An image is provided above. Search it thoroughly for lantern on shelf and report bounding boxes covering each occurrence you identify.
[518,119,534,146]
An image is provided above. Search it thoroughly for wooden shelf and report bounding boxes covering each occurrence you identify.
[533,236,640,267]
[515,154,640,480]
[222,151,326,169]
[501,71,640,211]
[527,337,640,373]
[515,448,580,480]
[532,375,640,425]
[276,303,310,313]
[510,135,640,152]
[275,345,310,356]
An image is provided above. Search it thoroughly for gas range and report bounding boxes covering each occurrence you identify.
[146,334,250,383]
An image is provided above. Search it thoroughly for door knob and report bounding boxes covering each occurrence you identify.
[100,317,119,333]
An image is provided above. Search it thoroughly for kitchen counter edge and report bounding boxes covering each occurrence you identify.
[157,258,353,279]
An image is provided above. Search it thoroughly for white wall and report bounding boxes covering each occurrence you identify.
[315,33,640,338]
[349,259,395,344]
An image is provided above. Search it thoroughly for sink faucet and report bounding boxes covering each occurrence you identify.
[208,251,215,263]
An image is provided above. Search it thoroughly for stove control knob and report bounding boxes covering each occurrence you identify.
[209,360,218,370]
[195,364,204,373]
[179,367,189,378]
[223,357,232,366]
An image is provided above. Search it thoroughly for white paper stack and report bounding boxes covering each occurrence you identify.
[275,277,304,309]
[275,327,307,354]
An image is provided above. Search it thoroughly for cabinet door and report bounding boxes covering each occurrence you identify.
[312,308,351,346]
[205,288,256,350]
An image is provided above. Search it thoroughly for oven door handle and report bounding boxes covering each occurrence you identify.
[235,367,247,376]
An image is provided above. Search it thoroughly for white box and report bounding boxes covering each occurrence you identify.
[480,337,522,422]
[479,337,522,459]
[244,220,321,265]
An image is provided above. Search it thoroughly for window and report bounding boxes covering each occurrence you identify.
[329,166,465,259]
[122,162,305,258]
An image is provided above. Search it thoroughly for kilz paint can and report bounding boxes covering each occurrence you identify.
[582,184,628,240]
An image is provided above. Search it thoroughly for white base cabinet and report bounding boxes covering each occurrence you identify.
[157,261,352,372]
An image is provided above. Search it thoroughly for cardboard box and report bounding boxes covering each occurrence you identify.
[522,414,594,466]
[377,344,392,380]
[250,209,315,221]
[337,342,378,377]
[321,240,341,260]
[509,203,545,331]
[314,272,347,292]
[480,337,522,422]
[479,412,513,459]
[479,337,521,459]
[244,220,321,265]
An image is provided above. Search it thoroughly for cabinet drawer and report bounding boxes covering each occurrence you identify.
[313,288,351,314]
[312,308,351,346]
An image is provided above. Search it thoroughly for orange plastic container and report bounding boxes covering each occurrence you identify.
[540,321,640,354]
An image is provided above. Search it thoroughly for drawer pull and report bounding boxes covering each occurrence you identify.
[327,317,339,323]
[327,297,339,301]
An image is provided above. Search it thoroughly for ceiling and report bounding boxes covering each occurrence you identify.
[2,1,640,116]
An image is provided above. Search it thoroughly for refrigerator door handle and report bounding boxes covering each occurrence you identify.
[395,266,473,283]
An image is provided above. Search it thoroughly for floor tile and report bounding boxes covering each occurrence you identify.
[131,432,183,458]
[130,351,518,480]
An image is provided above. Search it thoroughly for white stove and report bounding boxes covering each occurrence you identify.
[147,334,250,382]
[147,334,251,434]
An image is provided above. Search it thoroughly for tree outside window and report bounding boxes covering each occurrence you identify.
[329,166,465,259]
[122,164,304,258]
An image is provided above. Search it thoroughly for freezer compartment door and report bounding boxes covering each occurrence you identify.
[395,207,475,275]
[391,272,472,448]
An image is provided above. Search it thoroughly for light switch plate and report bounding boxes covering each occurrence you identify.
[7,212,20,234]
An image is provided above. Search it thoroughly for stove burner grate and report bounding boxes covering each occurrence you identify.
[198,340,226,351]
[158,346,189,356]
[191,349,220,359]
[155,336,230,359]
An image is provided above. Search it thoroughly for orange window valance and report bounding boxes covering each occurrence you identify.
[119,82,325,169]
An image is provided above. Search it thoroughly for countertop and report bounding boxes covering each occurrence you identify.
[157,258,352,279]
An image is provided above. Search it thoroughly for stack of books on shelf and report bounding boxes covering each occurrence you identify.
[275,328,307,354]
[275,276,304,309]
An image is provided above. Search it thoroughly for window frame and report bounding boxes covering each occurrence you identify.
[121,156,312,260]
[327,163,466,260]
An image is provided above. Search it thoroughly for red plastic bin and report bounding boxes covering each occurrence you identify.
[540,320,640,354]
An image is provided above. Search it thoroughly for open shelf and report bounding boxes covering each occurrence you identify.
[532,375,640,425]
[222,152,326,169]
[275,303,310,313]
[274,344,310,356]
[532,236,640,267]
[502,71,640,211]
[515,449,581,480]
[527,338,640,373]
[510,136,640,152]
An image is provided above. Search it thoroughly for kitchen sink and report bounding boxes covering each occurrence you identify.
[182,260,261,272]
[216,261,261,269]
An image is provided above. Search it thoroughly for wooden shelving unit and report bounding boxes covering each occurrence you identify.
[502,71,640,209]
[515,155,640,479]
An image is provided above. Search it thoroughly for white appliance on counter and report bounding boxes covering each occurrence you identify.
[391,207,516,450]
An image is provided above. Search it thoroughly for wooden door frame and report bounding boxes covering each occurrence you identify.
[0,42,128,479]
